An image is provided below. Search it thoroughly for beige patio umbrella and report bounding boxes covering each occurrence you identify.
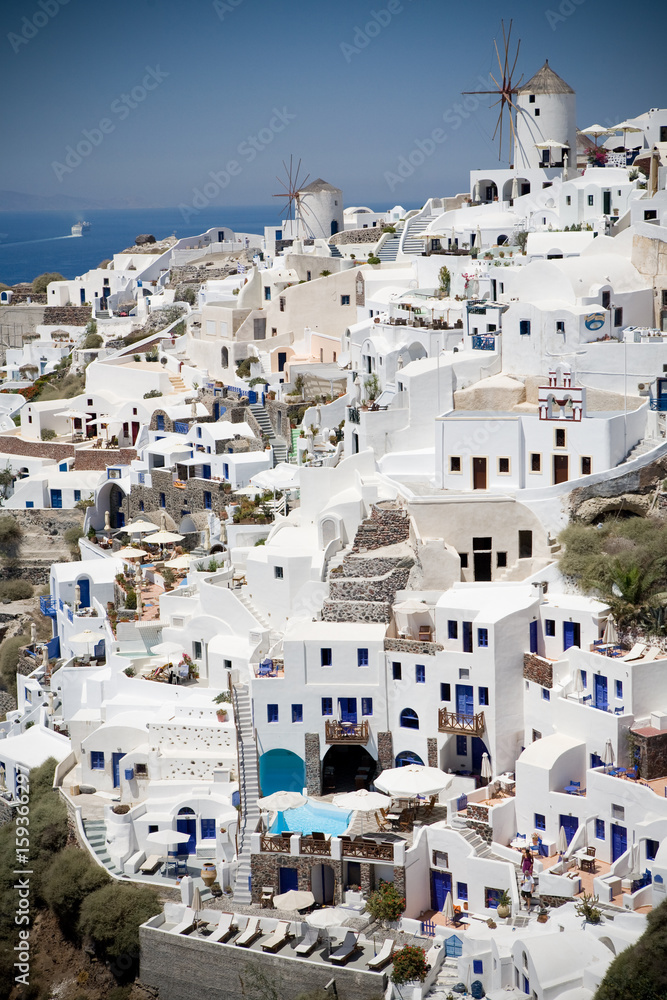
[602,615,618,645]
[375,765,451,798]
[481,753,493,785]
[125,519,162,534]
[272,889,314,911]
[68,629,99,654]
[117,546,148,559]
[55,407,83,439]
[443,891,455,925]
[579,124,615,147]
[612,120,643,151]
[192,886,202,928]
[307,907,349,928]
[333,788,391,832]
[557,825,568,857]
[258,791,306,812]
[164,553,193,570]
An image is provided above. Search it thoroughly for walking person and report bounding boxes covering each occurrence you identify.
[521,848,534,876]
[521,871,534,912]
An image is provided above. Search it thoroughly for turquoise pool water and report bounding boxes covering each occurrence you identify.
[270,800,351,837]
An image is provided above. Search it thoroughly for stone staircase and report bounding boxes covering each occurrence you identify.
[377,233,401,261]
[400,216,431,255]
[425,958,464,998]
[328,242,343,258]
[168,373,187,393]
[231,682,260,905]
[623,437,660,464]
[250,402,288,463]
[456,825,520,868]
[83,818,124,877]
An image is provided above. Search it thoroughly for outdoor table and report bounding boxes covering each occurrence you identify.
[510,837,528,850]
[564,784,581,794]
[386,812,401,830]
[572,849,595,872]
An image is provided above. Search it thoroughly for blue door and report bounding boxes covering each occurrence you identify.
[176,811,197,854]
[202,464,211,480]
[112,752,124,788]
[563,621,580,650]
[529,620,538,653]
[594,675,608,711]
[50,489,62,509]
[431,870,452,911]
[77,578,90,608]
[558,814,579,845]
[339,698,357,723]
[456,685,474,717]
[279,866,299,893]
[611,824,627,862]
[445,935,462,957]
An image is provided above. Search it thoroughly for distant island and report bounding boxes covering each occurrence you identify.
[0,189,149,212]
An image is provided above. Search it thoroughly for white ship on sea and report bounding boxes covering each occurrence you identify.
[71,221,91,236]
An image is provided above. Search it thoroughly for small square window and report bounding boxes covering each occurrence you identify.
[555,428,566,448]
[614,307,623,327]
[361,697,373,716]
[477,628,489,647]
[74,490,81,502]
[433,850,449,868]
[478,686,489,705]
[498,457,510,474]
[450,456,461,473]
[459,668,469,680]
[646,838,659,861]
[341,295,350,306]
[440,682,451,701]
[529,94,535,103]
[392,662,402,680]
[565,196,571,206]
[542,687,551,701]
[612,804,624,820]
[595,819,605,840]
[530,453,541,472]
[545,619,555,636]
[274,566,284,579]
[459,552,469,568]
[416,664,425,683]
[90,751,104,770]
[535,813,546,831]
[193,641,202,660]
[520,320,531,336]
[357,648,369,667]
[473,960,484,975]
[457,881,468,900]
[497,551,507,567]
[321,697,332,716]
[581,457,592,475]
[534,108,540,117]
[292,704,303,723]
[321,648,332,667]
[448,620,458,639]
[267,704,279,723]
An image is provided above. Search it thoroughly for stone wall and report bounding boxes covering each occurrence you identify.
[466,818,493,845]
[0,436,135,470]
[632,727,667,780]
[304,732,322,796]
[384,638,443,656]
[320,600,391,623]
[334,557,401,578]
[568,454,667,518]
[126,468,228,526]
[539,894,569,909]
[327,569,410,603]
[377,731,393,773]
[427,738,438,769]
[2,508,83,582]
[0,690,16,716]
[351,505,410,553]
[330,227,383,246]
[523,653,553,689]
[250,852,344,905]
[43,305,91,326]
[140,924,387,1000]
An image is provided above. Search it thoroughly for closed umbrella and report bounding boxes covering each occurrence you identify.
[258,791,306,812]
[557,826,568,857]
[603,739,615,772]
[192,886,203,929]
[573,669,584,695]
[443,891,455,924]
[375,765,451,798]
[602,615,618,645]
[307,907,349,928]
[481,753,493,785]
[145,829,191,850]
[272,889,314,911]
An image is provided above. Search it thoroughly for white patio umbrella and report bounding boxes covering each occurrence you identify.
[117,546,148,559]
[150,640,184,659]
[68,629,99,654]
[145,829,191,850]
[333,789,391,812]
[573,669,585,695]
[557,826,568,856]
[272,888,314,911]
[164,554,193,570]
[612,120,643,150]
[307,907,349,928]
[375,765,451,799]
[145,529,185,545]
[603,739,615,771]
[125,519,162,535]
[481,753,493,784]
[257,791,306,812]
[602,615,618,645]
[443,891,455,924]
[55,407,83,438]
[579,123,615,148]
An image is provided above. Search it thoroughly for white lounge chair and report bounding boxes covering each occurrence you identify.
[208,912,236,942]
[623,642,647,661]
[329,930,360,965]
[171,907,195,935]
[261,920,292,952]
[236,915,262,947]
[295,926,319,956]
[140,854,163,875]
[368,938,394,970]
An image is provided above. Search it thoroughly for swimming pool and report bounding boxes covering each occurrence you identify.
[270,799,352,837]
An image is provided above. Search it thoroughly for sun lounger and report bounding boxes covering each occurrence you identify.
[622,642,647,661]
[171,907,196,935]
[367,938,394,970]
[261,920,292,952]
[295,926,319,956]
[329,930,360,965]
[236,915,262,947]
[139,854,163,874]
[208,912,236,942]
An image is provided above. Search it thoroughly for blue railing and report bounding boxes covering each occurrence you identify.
[457,794,468,812]
[420,919,436,937]
[471,335,496,351]
[650,399,667,411]
[174,421,189,434]
[40,596,57,618]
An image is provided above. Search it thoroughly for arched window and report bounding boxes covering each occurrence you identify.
[221,347,229,368]
[400,707,419,730]
[178,806,195,815]
[395,750,424,767]
[497,234,508,246]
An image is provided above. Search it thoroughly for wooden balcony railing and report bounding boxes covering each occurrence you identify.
[438,710,485,737]
[341,840,394,860]
[324,719,370,744]
[300,837,331,856]
[260,836,291,853]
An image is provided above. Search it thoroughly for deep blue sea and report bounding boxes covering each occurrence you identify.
[0,203,400,286]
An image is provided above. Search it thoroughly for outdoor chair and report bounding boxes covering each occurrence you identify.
[261,920,292,952]
[367,938,394,970]
[311,831,326,841]
[170,907,196,935]
[236,916,262,947]
[208,912,236,942]
[375,811,390,831]
[295,926,319,956]
[329,931,360,965]
[260,887,275,908]
[139,854,162,875]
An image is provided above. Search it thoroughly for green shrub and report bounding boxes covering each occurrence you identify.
[64,525,84,551]
[0,515,22,549]
[391,945,428,985]
[40,428,57,441]
[236,357,253,379]
[0,579,33,601]
[78,882,161,976]
[124,589,137,610]
[82,333,103,349]
[0,634,25,695]
[595,898,667,999]
[32,272,64,293]
[42,845,110,935]
[367,254,381,265]
[143,389,162,399]
[364,880,406,923]
[175,287,196,305]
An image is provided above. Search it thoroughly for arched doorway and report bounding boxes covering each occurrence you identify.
[109,483,126,529]
[471,737,490,776]
[176,807,196,854]
[311,863,336,905]
[322,744,376,793]
[259,749,305,797]
[221,347,229,368]
[395,750,424,767]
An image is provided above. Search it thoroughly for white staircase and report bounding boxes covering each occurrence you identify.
[425,958,463,998]
[377,234,401,261]
[250,402,288,463]
[231,682,260,905]
[400,216,432,254]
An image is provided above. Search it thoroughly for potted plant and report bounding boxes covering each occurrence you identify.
[497,889,511,919]
[391,945,428,989]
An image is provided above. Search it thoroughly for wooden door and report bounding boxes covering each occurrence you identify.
[553,455,569,484]
[472,457,487,490]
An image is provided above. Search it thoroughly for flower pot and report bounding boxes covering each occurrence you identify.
[201,862,217,887]
[217,710,228,723]
[497,903,511,919]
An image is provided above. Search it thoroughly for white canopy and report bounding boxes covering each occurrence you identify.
[249,463,301,492]
[272,889,314,911]
[145,829,191,849]
[332,788,391,812]
[257,790,306,812]
[307,907,349,928]
[375,765,451,798]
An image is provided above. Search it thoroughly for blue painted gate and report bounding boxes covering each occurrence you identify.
[611,824,627,862]
[558,814,579,845]
[430,871,452,911]
[279,867,299,893]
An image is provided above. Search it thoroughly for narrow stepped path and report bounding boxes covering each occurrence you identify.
[250,402,288,463]
[231,682,260,905]
[168,374,187,392]
[377,234,400,261]
[327,242,343,258]
[400,216,432,254]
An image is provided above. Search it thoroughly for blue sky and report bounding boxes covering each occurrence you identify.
[2,0,663,209]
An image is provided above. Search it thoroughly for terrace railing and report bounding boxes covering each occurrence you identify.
[324,719,370,744]
[341,840,394,860]
[260,836,291,853]
[300,837,332,857]
[438,709,485,737]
